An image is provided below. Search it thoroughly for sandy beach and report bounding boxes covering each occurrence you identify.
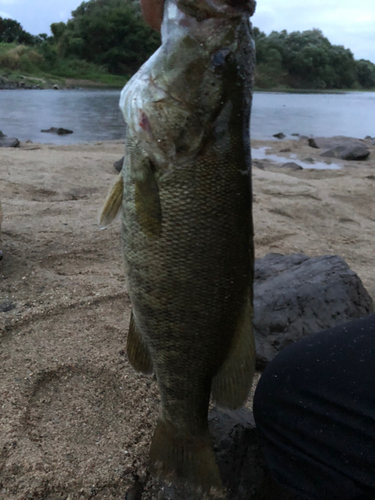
[0,137,374,499]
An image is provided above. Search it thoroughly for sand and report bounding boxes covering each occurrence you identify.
[0,137,374,499]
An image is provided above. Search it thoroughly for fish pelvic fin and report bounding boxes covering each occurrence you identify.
[211,292,255,409]
[134,157,162,238]
[98,173,124,229]
[150,420,224,496]
[127,311,153,374]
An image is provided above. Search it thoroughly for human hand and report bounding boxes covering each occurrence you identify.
[140,0,165,31]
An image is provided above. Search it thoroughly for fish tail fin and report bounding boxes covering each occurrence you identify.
[98,173,124,229]
[150,420,224,495]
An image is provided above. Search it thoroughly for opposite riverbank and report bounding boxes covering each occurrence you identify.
[0,73,126,90]
[1,74,374,92]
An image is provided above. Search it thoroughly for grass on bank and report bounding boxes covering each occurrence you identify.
[0,42,127,88]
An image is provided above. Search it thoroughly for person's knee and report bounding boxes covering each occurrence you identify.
[253,339,305,427]
[254,313,375,427]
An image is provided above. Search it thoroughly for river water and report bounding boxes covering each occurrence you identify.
[0,89,374,145]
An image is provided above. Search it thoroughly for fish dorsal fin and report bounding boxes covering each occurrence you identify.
[99,173,124,229]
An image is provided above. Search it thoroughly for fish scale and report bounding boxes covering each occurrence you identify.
[100,0,256,492]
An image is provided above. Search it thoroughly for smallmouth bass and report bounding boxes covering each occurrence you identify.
[100,0,256,492]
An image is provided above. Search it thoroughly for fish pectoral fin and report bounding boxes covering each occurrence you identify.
[98,173,124,229]
[134,158,162,238]
[150,420,224,495]
[126,311,153,374]
[211,293,255,409]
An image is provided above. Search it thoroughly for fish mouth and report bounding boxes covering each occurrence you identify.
[177,0,255,20]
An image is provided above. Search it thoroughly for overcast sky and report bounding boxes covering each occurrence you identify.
[1,0,374,63]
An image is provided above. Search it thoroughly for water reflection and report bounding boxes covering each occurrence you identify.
[252,147,341,170]
[0,89,126,145]
[251,91,375,140]
[0,89,374,144]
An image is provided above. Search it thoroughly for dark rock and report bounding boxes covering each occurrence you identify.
[209,408,293,500]
[41,127,73,136]
[0,77,17,89]
[280,148,291,153]
[0,131,20,148]
[301,157,314,164]
[364,135,373,140]
[114,156,124,173]
[308,136,370,161]
[210,408,262,500]
[253,253,374,368]
[0,301,16,313]
[279,162,302,171]
[291,133,299,137]
[308,135,364,149]
[252,159,266,170]
[53,84,59,90]
[125,477,144,500]
[307,136,365,149]
[320,146,370,161]
[273,132,286,139]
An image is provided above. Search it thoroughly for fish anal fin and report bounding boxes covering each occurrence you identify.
[211,293,255,409]
[150,420,224,496]
[134,158,162,238]
[127,312,153,374]
[99,173,124,229]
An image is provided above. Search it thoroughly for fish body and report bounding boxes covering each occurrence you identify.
[101,0,256,491]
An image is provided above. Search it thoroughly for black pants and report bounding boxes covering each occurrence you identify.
[253,314,375,500]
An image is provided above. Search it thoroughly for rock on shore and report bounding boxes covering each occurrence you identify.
[253,253,373,367]
[0,130,19,148]
[308,136,370,160]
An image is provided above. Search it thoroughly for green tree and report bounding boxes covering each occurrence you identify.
[255,47,284,88]
[56,0,160,74]
[0,17,36,45]
[50,22,67,41]
[356,59,375,88]
[328,45,357,88]
[253,27,373,90]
